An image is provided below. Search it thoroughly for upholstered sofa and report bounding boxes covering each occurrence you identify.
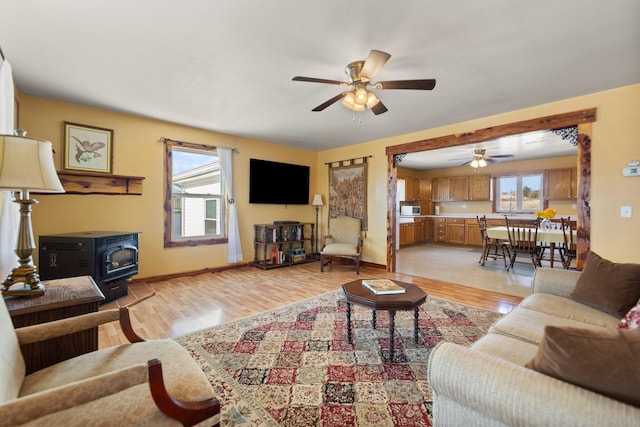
[428,263,640,426]
[0,295,220,426]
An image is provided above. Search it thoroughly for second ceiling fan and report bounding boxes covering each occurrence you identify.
[292,49,436,115]
[460,148,515,168]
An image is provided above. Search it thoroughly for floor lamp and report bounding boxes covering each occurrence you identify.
[0,133,65,297]
[311,193,324,257]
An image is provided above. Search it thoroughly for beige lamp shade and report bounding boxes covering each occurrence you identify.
[312,193,324,206]
[0,135,64,193]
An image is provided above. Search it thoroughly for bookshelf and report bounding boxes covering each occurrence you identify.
[253,222,316,269]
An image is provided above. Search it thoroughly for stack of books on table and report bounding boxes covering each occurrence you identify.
[362,279,406,295]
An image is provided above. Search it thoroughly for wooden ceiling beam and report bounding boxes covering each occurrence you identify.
[386,108,596,156]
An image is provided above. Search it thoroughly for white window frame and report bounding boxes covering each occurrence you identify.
[495,172,544,213]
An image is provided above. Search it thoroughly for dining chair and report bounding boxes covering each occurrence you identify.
[560,216,577,269]
[505,216,542,269]
[477,215,509,267]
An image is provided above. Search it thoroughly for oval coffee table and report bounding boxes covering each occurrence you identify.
[342,279,427,362]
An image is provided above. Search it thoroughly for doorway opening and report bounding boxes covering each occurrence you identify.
[385,108,595,274]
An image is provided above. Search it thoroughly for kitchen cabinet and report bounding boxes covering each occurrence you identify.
[414,218,425,243]
[405,177,420,201]
[425,217,435,241]
[465,218,483,246]
[487,218,505,228]
[399,223,416,246]
[468,174,491,201]
[545,168,577,200]
[418,179,432,214]
[446,218,465,244]
[432,178,450,202]
[431,174,490,202]
[449,176,469,201]
[419,179,431,200]
[434,217,447,242]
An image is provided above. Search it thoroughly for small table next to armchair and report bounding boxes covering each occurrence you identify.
[5,275,105,373]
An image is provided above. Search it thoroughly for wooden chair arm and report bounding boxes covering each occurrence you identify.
[148,359,221,427]
[119,307,146,343]
[15,307,145,345]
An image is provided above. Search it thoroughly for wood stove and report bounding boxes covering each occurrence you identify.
[39,231,139,303]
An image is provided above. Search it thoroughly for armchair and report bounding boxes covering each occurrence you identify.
[320,216,363,274]
[0,295,220,426]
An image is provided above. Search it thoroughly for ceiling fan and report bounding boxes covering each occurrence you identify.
[292,49,436,115]
[459,148,515,168]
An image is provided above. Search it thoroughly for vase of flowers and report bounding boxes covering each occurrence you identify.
[535,208,557,230]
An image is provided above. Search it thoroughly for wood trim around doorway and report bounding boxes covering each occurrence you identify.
[386,108,596,272]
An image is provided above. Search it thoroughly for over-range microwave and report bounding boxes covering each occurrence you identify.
[401,206,421,215]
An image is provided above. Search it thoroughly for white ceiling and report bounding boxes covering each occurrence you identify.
[1,0,639,157]
[399,129,578,170]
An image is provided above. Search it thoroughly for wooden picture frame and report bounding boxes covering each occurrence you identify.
[328,160,368,230]
[63,122,113,173]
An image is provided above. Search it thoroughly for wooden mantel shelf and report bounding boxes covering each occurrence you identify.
[56,170,145,195]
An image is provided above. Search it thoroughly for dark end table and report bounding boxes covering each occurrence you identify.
[5,275,105,373]
[342,279,427,362]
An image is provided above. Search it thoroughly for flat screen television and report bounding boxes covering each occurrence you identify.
[249,158,310,204]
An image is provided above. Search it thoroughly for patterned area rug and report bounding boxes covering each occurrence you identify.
[176,290,502,426]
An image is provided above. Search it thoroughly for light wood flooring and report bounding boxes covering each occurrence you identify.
[397,242,539,298]
[99,260,523,349]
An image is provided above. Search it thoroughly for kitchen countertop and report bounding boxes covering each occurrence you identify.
[398,213,544,223]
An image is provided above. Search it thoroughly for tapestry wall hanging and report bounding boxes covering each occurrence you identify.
[328,158,368,230]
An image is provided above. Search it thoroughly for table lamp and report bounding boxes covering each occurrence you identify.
[0,132,65,297]
[312,193,324,256]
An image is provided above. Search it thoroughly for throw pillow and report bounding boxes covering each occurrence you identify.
[618,300,640,330]
[526,325,640,407]
[570,251,640,317]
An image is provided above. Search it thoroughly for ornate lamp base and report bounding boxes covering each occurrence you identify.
[1,266,45,298]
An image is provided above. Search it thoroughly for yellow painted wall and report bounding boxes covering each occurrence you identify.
[18,83,640,278]
[20,95,319,278]
[317,84,640,264]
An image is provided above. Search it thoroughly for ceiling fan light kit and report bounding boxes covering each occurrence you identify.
[470,158,487,168]
[465,148,513,168]
[293,49,435,115]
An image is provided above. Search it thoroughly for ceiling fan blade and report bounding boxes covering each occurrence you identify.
[486,154,515,159]
[292,76,348,86]
[311,92,350,111]
[459,160,472,166]
[370,100,388,115]
[375,79,436,90]
[360,50,391,82]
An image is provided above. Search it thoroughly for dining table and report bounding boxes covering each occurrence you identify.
[486,226,577,268]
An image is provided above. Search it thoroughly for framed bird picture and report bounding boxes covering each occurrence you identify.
[63,122,113,173]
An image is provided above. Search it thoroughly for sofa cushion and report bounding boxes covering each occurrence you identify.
[520,293,619,328]
[321,242,359,256]
[618,300,640,330]
[471,333,539,365]
[526,325,640,408]
[570,251,640,317]
[489,307,610,345]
